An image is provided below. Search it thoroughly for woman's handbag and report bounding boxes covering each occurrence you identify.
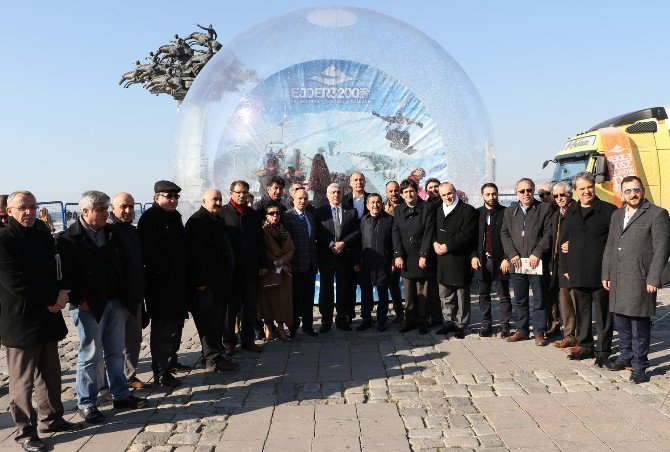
[258,268,282,290]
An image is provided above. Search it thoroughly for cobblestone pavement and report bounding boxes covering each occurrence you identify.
[1,289,670,451]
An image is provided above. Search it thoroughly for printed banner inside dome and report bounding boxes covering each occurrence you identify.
[213,59,446,199]
[601,127,639,207]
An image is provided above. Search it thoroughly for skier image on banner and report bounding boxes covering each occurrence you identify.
[372,110,423,150]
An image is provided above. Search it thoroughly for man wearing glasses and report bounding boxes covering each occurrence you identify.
[137,181,190,387]
[602,176,670,383]
[549,182,577,349]
[559,172,617,366]
[501,178,554,346]
[0,191,83,452]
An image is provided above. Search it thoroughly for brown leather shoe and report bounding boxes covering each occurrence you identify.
[127,377,152,389]
[552,338,576,349]
[505,331,528,342]
[534,334,547,346]
[567,344,581,354]
[241,342,264,353]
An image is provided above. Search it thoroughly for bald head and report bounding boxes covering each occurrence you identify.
[202,188,223,214]
[112,192,135,223]
[349,172,366,195]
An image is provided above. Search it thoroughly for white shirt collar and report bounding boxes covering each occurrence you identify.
[442,196,460,216]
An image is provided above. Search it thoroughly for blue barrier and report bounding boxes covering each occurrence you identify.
[36,201,65,233]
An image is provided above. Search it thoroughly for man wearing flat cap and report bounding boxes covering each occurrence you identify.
[137,180,190,387]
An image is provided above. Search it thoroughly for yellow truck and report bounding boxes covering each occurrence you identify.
[544,106,670,210]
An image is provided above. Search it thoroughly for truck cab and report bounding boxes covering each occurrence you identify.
[548,106,670,210]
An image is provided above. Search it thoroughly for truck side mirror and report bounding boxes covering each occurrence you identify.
[594,156,607,184]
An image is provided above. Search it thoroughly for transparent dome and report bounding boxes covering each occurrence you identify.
[174,5,494,214]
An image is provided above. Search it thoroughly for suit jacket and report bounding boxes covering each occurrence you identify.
[549,202,573,289]
[219,203,267,285]
[315,204,360,266]
[501,199,553,266]
[359,212,394,286]
[283,208,318,273]
[392,199,436,279]
[602,200,670,317]
[343,191,370,219]
[559,197,617,288]
[472,203,508,282]
[434,200,477,287]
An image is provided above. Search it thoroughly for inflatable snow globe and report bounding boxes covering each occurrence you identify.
[174,5,495,214]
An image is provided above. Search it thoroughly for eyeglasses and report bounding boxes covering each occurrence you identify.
[538,191,553,198]
[623,187,643,195]
[554,193,569,198]
[12,205,38,212]
[266,211,281,216]
[517,189,533,194]
[158,193,180,200]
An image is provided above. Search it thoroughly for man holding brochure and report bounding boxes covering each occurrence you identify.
[501,178,554,346]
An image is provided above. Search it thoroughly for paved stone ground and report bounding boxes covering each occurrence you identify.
[1,289,670,451]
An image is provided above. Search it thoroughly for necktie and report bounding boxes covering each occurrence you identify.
[333,207,341,240]
[299,213,309,233]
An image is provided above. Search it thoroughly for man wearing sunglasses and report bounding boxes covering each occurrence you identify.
[559,172,617,366]
[501,178,554,346]
[602,176,670,383]
[137,180,190,387]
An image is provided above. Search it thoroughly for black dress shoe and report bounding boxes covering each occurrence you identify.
[399,323,416,333]
[39,420,84,433]
[393,314,404,323]
[113,394,149,410]
[479,325,493,337]
[356,321,372,331]
[500,330,512,338]
[377,325,388,332]
[594,355,610,368]
[287,329,297,339]
[319,324,331,333]
[336,323,352,331]
[303,328,319,337]
[436,323,459,335]
[79,406,104,424]
[429,320,444,327]
[568,347,595,360]
[630,370,647,384]
[169,361,191,373]
[155,373,181,388]
[454,328,466,339]
[606,360,632,371]
[418,324,428,335]
[21,438,46,452]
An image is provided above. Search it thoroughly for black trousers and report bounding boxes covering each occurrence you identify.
[573,287,613,356]
[223,297,241,346]
[477,257,512,329]
[319,258,354,327]
[389,270,404,316]
[403,277,432,326]
[349,269,361,320]
[150,318,185,377]
[428,276,444,324]
[191,301,225,366]
[291,270,317,332]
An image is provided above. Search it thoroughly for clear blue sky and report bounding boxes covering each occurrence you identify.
[1,0,667,203]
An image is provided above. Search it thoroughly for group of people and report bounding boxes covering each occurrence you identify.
[0,169,669,452]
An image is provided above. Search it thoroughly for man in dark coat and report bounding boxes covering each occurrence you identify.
[137,181,190,387]
[58,190,147,424]
[471,183,511,337]
[501,178,553,346]
[357,193,394,332]
[602,176,670,383]
[0,191,82,452]
[342,171,369,322]
[559,172,617,366]
[185,189,238,371]
[254,175,288,215]
[433,182,477,338]
[425,178,442,207]
[384,181,405,322]
[538,182,561,337]
[0,194,8,228]
[549,182,577,348]
[283,187,319,337]
[219,180,266,353]
[392,178,437,334]
[315,183,361,332]
[109,192,150,389]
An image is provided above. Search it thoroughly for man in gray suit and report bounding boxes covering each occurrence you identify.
[602,176,670,383]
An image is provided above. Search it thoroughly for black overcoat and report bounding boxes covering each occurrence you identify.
[109,214,144,316]
[0,218,68,347]
[359,212,394,286]
[472,204,508,282]
[137,204,188,320]
[392,200,436,279]
[559,197,617,288]
[435,201,477,287]
[185,206,235,301]
[219,203,267,285]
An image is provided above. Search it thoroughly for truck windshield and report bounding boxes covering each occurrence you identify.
[552,158,588,183]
